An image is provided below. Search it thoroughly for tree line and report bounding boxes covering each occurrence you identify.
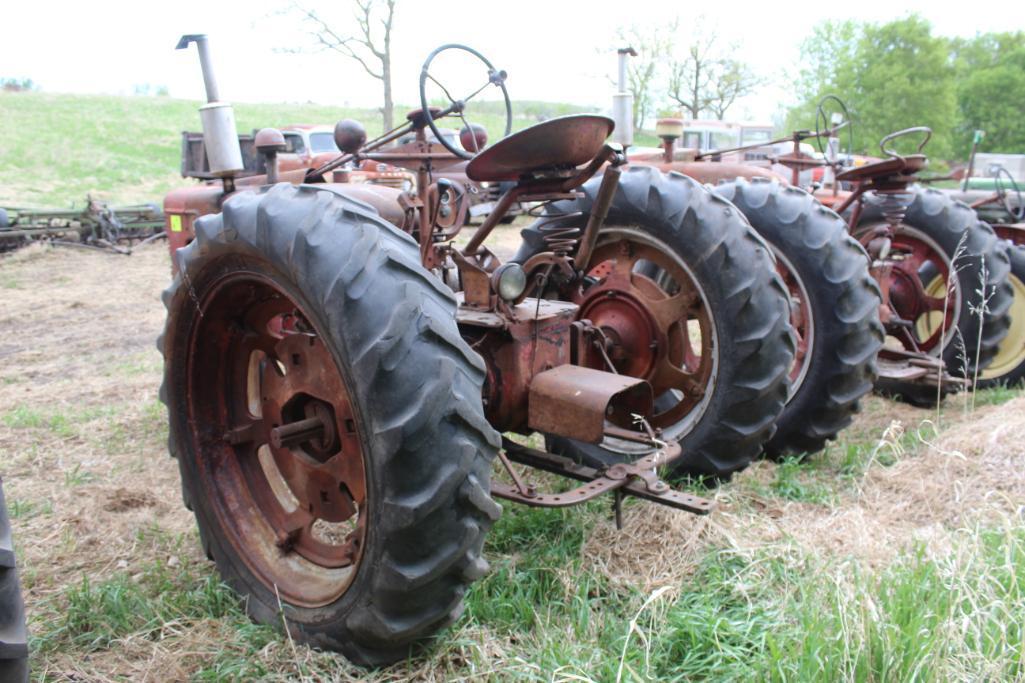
[786,15,1025,160]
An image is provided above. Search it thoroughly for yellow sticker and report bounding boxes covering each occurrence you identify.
[169,214,183,233]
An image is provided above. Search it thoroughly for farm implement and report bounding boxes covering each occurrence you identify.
[0,197,164,255]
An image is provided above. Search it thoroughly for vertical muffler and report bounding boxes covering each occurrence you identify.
[611,47,636,150]
[177,34,244,178]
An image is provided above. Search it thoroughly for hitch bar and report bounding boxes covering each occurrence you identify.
[490,437,713,515]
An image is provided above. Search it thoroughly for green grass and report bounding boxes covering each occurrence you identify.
[32,534,268,657]
[0,91,592,208]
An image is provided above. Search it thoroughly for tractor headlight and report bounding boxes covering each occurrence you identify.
[492,263,527,302]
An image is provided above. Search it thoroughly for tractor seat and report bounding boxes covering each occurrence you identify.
[836,154,927,183]
[465,114,614,182]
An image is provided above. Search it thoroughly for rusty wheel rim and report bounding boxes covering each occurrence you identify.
[772,247,815,391]
[882,225,959,357]
[186,272,368,608]
[573,227,717,447]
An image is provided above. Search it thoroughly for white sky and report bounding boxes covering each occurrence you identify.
[3,0,1024,122]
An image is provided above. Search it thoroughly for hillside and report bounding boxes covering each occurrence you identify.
[0,91,598,208]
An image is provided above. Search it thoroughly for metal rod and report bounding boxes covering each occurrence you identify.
[574,164,621,271]
[462,186,526,256]
[270,416,325,449]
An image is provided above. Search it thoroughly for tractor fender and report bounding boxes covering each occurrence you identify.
[654,161,787,186]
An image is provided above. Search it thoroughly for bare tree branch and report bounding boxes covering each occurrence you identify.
[286,0,397,129]
[667,26,761,121]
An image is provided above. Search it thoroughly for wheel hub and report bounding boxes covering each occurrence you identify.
[573,233,714,430]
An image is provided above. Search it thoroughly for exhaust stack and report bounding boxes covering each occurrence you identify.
[611,47,636,149]
[177,34,244,179]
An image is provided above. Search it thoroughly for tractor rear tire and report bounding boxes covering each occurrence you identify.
[713,178,884,458]
[514,166,796,481]
[0,479,29,683]
[857,188,1013,403]
[977,243,1025,388]
[159,184,501,667]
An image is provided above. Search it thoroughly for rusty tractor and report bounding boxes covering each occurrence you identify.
[160,37,795,664]
[595,51,884,461]
[647,96,1013,410]
[926,144,1025,388]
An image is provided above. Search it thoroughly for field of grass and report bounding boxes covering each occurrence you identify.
[0,91,610,209]
[1,242,1024,681]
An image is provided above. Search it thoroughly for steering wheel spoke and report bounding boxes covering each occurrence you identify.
[419,43,512,160]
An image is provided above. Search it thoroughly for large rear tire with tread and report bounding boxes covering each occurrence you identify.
[856,188,1013,403]
[977,243,1025,388]
[514,166,795,480]
[713,178,884,458]
[159,183,501,667]
[0,479,29,683]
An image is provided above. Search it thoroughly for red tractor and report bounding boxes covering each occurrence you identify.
[160,38,797,664]
[643,98,1012,413]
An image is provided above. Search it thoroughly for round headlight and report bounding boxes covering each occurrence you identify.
[492,263,527,302]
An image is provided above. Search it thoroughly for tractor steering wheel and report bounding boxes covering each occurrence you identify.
[419,44,512,160]
[993,165,1025,222]
[879,127,932,160]
[814,94,852,157]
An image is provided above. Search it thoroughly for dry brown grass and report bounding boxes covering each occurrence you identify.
[580,395,1025,594]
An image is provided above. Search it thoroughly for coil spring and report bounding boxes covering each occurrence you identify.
[533,205,584,255]
[877,190,912,231]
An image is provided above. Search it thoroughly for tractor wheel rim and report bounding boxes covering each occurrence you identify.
[880,224,960,357]
[186,271,369,608]
[572,226,718,453]
[772,246,815,393]
[980,271,1025,380]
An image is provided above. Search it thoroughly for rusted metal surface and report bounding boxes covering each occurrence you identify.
[656,161,783,185]
[994,223,1025,246]
[575,164,622,271]
[491,437,713,515]
[255,128,287,184]
[572,236,712,429]
[527,365,652,443]
[467,296,579,432]
[187,273,369,606]
[773,256,813,384]
[465,115,615,182]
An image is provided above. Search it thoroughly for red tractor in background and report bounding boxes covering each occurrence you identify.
[160,36,796,665]
[632,90,1012,414]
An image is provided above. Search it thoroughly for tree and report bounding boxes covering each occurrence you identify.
[666,32,716,118]
[666,24,761,120]
[951,32,1025,156]
[289,0,397,130]
[705,60,760,120]
[786,16,956,158]
[612,22,675,130]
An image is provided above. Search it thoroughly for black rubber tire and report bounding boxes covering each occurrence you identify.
[0,479,29,683]
[977,243,1025,388]
[0,209,9,229]
[855,187,1013,403]
[513,166,796,480]
[158,183,501,667]
[713,178,884,458]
